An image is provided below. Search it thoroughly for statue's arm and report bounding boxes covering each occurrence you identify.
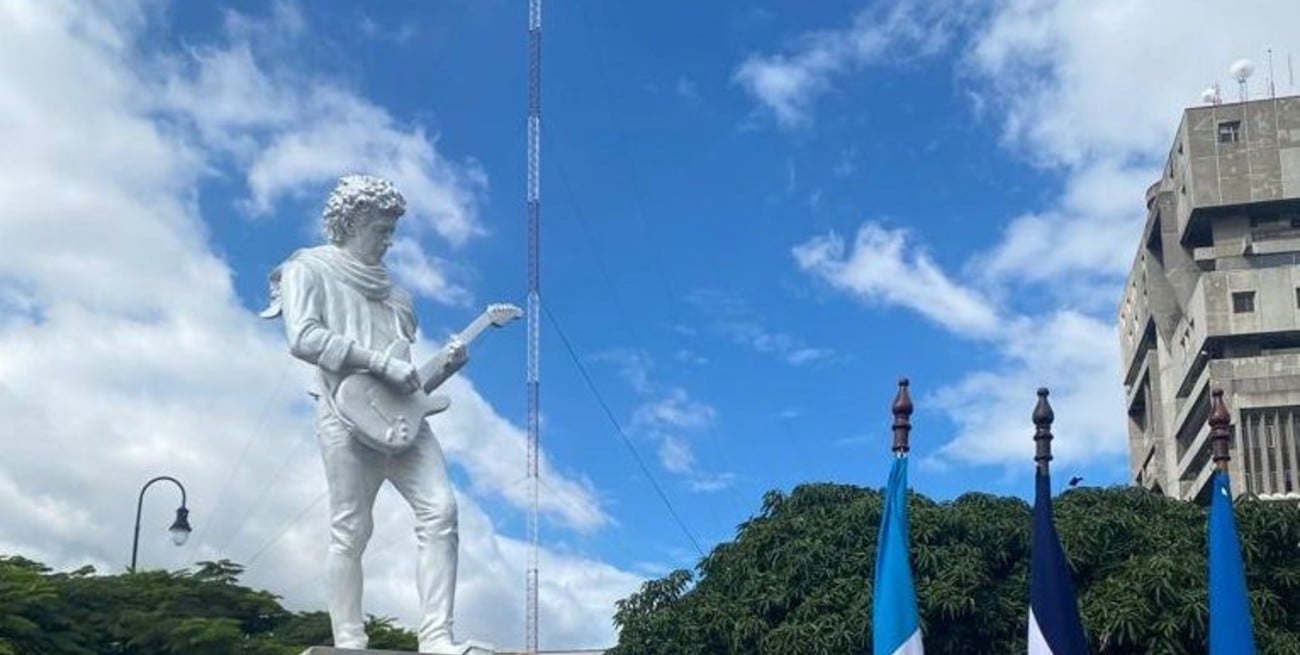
[278,262,419,392]
[278,263,381,373]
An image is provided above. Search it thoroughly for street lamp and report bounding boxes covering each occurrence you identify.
[130,475,192,573]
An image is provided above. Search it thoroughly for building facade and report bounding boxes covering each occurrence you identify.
[1120,94,1300,502]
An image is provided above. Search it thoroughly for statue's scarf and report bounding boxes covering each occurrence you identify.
[260,245,413,320]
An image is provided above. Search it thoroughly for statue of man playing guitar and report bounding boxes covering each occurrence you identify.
[262,174,513,654]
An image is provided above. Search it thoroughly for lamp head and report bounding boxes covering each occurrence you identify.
[169,507,191,546]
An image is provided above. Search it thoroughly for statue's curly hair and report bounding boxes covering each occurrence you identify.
[322,175,407,244]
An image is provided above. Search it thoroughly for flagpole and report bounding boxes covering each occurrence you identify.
[1032,388,1054,476]
[1207,388,1258,654]
[891,378,912,456]
[1209,388,1232,473]
[872,378,924,655]
[1026,388,1089,655]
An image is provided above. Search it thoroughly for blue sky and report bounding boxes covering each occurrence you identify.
[3,0,1299,649]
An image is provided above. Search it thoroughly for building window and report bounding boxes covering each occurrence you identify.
[1245,407,1300,497]
[1295,288,1300,309]
[1250,417,1265,493]
[1218,120,1242,143]
[1232,291,1256,313]
[1284,423,1296,493]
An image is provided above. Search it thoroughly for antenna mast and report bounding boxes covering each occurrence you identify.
[1268,48,1276,98]
[525,0,542,652]
[1289,53,1295,93]
[1231,58,1255,102]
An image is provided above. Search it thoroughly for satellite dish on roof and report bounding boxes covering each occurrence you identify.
[1231,59,1255,82]
[1201,85,1222,105]
[1231,58,1254,101]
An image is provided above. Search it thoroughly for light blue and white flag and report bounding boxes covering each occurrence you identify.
[873,455,923,655]
[1209,469,1257,654]
[1027,469,1089,655]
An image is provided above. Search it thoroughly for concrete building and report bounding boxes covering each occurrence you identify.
[1120,94,1300,502]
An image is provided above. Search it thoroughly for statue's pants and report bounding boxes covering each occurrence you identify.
[317,406,458,650]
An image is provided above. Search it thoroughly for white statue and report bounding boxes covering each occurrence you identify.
[262,175,515,654]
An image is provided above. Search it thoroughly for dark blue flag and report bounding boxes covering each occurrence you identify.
[1028,469,1088,654]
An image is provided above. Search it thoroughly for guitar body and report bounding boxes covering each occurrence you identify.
[335,371,450,455]
[333,303,522,455]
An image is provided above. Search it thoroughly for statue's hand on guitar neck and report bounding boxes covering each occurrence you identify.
[445,339,469,369]
[420,339,469,394]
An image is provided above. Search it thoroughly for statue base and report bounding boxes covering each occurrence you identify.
[299,646,494,655]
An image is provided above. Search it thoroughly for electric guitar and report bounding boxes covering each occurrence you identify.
[335,303,523,455]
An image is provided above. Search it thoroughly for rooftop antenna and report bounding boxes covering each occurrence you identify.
[1230,58,1254,102]
[1267,48,1276,98]
[1289,53,1295,93]
[1202,84,1223,106]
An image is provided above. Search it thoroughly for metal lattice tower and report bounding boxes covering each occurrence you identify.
[525,0,542,652]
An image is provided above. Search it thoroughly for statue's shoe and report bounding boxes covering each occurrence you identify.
[419,638,495,655]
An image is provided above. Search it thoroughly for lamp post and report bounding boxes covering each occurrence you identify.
[130,475,192,573]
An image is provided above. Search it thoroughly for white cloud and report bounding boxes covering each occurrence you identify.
[794,223,1125,469]
[946,0,1300,468]
[774,0,1300,472]
[926,311,1125,467]
[794,223,1005,340]
[590,348,656,394]
[686,288,836,365]
[0,1,633,649]
[687,472,737,493]
[657,436,696,475]
[358,13,417,45]
[158,1,487,250]
[971,158,1155,287]
[633,389,717,432]
[965,0,1300,168]
[387,237,473,306]
[786,346,833,365]
[631,388,731,491]
[673,348,708,366]
[733,0,978,128]
[593,350,733,492]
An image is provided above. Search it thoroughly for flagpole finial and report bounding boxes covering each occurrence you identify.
[892,378,912,454]
[1210,387,1233,469]
[1033,387,1054,472]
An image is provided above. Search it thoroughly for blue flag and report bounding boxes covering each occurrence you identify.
[873,456,923,655]
[1027,469,1088,654]
[1209,469,1257,654]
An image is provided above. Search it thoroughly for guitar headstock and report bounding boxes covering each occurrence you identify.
[486,303,524,327]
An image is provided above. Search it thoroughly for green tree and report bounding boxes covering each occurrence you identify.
[0,557,92,655]
[610,484,1300,655]
[0,557,419,654]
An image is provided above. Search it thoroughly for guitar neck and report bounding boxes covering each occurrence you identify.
[455,312,496,345]
[415,310,494,388]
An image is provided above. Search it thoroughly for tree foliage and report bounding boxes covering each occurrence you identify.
[0,557,417,654]
[610,483,1300,655]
